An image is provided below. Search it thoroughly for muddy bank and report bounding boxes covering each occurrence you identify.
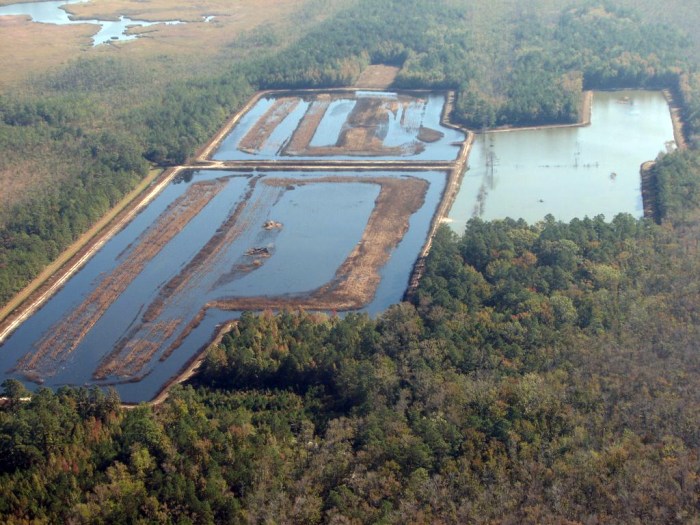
[663,89,688,150]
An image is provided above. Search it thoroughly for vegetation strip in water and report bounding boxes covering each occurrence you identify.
[15,179,227,380]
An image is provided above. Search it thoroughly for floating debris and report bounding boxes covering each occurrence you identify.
[263,220,283,230]
[245,247,271,257]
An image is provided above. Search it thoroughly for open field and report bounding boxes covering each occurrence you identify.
[0,0,350,88]
[0,16,96,88]
[354,65,400,89]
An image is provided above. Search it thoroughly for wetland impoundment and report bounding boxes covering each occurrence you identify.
[211,90,465,162]
[0,168,449,402]
[448,90,677,231]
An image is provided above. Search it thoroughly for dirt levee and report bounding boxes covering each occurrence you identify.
[285,96,331,154]
[141,175,276,323]
[284,96,424,157]
[238,97,300,154]
[17,179,226,380]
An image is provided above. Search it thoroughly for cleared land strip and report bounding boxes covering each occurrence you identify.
[208,176,429,311]
[16,179,227,380]
[354,65,400,89]
[285,96,332,154]
[238,97,301,153]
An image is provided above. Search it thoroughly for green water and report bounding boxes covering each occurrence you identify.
[448,90,676,233]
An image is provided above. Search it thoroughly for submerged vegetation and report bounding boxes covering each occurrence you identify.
[2,0,700,521]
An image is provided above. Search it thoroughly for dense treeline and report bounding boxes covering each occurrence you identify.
[650,149,700,223]
[0,97,148,303]
[2,149,700,522]
[244,1,689,128]
[0,70,253,304]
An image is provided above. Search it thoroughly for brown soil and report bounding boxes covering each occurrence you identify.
[286,97,423,157]
[238,97,300,153]
[160,309,207,362]
[418,126,445,143]
[16,179,226,380]
[663,89,688,150]
[285,96,332,154]
[354,65,400,89]
[208,175,428,311]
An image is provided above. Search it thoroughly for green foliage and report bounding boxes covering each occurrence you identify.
[652,149,700,222]
[3,202,700,522]
[1,2,700,521]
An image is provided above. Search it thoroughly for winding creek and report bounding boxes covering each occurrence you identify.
[0,0,185,45]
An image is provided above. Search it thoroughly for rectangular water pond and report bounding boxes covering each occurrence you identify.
[0,169,447,402]
[212,91,466,162]
[448,90,676,232]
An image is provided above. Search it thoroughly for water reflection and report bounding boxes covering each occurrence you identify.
[0,170,446,402]
[448,90,676,232]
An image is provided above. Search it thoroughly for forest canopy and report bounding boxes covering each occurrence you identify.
[1,1,700,521]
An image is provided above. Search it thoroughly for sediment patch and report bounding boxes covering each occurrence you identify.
[238,97,301,153]
[285,96,332,154]
[94,318,182,380]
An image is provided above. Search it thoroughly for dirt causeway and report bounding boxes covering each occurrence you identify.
[238,97,301,153]
[283,95,424,157]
